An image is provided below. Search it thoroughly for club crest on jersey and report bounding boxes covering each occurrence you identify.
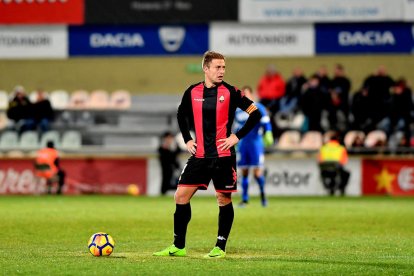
[219,95,225,103]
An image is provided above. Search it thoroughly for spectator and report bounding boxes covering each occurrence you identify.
[32,89,55,134]
[350,87,373,132]
[280,67,307,115]
[328,64,351,132]
[300,74,325,132]
[158,131,181,195]
[257,64,285,138]
[387,78,413,147]
[34,141,66,195]
[315,65,331,94]
[6,85,35,134]
[362,65,395,127]
[318,132,350,196]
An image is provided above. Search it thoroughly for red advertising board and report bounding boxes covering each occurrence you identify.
[0,0,84,24]
[362,159,414,196]
[0,157,147,195]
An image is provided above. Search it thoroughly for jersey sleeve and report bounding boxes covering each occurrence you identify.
[258,104,272,133]
[177,87,193,143]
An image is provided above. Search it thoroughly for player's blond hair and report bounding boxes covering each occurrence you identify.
[202,51,225,69]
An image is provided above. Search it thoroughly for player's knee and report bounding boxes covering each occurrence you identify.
[216,192,232,206]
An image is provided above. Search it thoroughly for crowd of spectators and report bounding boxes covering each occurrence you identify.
[256,64,414,148]
[6,85,55,135]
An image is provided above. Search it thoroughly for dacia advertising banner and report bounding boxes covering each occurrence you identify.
[210,23,314,57]
[85,0,237,24]
[362,159,414,196]
[69,25,208,56]
[0,26,68,59]
[0,0,84,24]
[315,23,414,54]
[240,0,403,23]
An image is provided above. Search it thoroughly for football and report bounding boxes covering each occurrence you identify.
[88,232,115,256]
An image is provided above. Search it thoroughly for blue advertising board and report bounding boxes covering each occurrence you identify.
[316,23,413,54]
[69,25,208,56]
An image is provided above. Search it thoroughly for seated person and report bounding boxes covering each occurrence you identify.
[34,141,66,195]
[6,85,35,134]
[317,132,350,196]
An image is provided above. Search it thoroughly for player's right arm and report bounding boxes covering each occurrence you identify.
[177,86,197,154]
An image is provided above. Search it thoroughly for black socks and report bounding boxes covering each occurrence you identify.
[173,203,191,249]
[215,202,234,251]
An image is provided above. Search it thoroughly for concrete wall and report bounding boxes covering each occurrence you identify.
[1,55,413,94]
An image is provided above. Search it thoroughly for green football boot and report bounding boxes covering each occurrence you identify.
[204,246,226,258]
[153,245,186,257]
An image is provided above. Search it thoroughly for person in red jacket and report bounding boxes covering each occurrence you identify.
[257,64,285,138]
[34,141,66,195]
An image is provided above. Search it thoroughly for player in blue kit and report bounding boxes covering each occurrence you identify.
[234,86,274,207]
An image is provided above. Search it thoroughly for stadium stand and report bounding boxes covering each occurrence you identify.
[19,130,39,150]
[0,90,8,110]
[0,112,8,130]
[68,90,89,109]
[0,131,18,149]
[89,90,110,109]
[39,130,61,148]
[299,131,323,151]
[344,130,366,148]
[61,130,82,150]
[49,90,70,110]
[276,130,301,151]
[109,90,131,109]
[364,130,387,148]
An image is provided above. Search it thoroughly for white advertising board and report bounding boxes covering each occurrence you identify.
[0,26,67,59]
[240,0,404,23]
[209,23,314,57]
[148,156,361,197]
[403,0,414,21]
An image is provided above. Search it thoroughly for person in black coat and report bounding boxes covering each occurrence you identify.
[158,131,181,195]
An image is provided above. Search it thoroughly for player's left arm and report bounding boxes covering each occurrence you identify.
[234,91,262,140]
[259,106,274,147]
[218,88,261,151]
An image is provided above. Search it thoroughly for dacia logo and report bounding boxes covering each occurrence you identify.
[338,31,395,46]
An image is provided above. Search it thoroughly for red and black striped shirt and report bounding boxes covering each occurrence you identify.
[177,81,261,158]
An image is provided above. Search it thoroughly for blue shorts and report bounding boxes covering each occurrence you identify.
[237,143,264,168]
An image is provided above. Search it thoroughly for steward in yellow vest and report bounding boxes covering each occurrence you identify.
[317,133,350,196]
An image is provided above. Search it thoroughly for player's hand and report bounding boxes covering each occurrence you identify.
[186,140,197,155]
[218,134,239,151]
[263,131,274,148]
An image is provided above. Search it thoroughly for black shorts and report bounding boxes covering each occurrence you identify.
[178,156,238,193]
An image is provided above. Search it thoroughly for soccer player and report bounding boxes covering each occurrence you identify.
[234,86,274,207]
[153,51,262,258]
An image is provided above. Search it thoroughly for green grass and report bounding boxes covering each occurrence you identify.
[1,196,413,275]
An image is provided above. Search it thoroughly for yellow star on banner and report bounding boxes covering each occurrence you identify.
[374,167,395,193]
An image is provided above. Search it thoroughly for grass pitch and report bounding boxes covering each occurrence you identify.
[1,196,413,275]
